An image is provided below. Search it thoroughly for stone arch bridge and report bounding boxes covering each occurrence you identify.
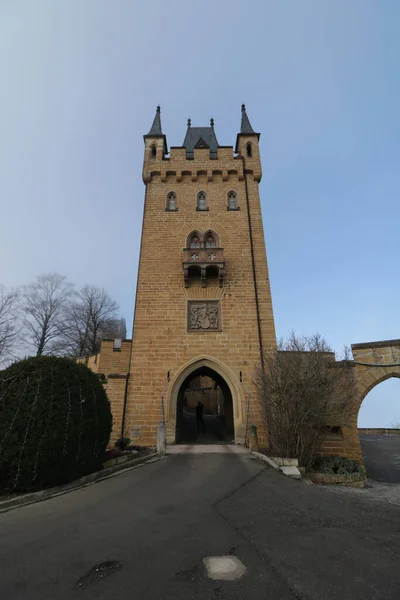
[319,339,400,463]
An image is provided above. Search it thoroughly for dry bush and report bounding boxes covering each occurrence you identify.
[256,332,357,469]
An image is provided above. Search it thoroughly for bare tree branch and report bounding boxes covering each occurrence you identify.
[20,273,75,356]
[256,332,357,469]
[60,285,120,357]
[0,285,20,366]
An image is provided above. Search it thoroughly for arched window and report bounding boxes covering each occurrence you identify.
[151,145,157,158]
[189,233,201,248]
[166,191,176,211]
[246,143,252,158]
[227,191,237,210]
[205,233,216,248]
[197,191,207,211]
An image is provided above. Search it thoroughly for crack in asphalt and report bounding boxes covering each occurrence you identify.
[212,468,306,600]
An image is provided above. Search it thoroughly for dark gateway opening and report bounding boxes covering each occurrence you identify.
[176,366,234,444]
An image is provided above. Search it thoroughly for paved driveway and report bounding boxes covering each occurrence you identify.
[1,449,400,599]
[360,434,400,482]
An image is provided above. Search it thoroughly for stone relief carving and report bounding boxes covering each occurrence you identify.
[188,302,220,330]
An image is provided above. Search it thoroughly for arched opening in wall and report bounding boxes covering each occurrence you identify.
[246,143,252,158]
[227,190,237,210]
[189,232,201,248]
[204,230,219,248]
[197,191,208,211]
[150,145,157,159]
[176,366,234,444]
[166,191,177,211]
[206,265,219,288]
[186,265,202,287]
[358,376,400,483]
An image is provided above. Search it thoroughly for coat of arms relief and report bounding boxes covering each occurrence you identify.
[188,302,220,331]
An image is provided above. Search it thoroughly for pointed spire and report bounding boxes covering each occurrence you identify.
[235,104,260,153]
[146,105,163,136]
[240,104,256,134]
[144,106,168,154]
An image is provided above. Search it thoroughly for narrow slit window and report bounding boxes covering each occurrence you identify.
[151,145,157,158]
[246,143,252,158]
[228,191,237,210]
[167,191,176,210]
[197,191,207,210]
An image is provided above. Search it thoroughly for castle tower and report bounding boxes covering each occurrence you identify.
[125,105,276,446]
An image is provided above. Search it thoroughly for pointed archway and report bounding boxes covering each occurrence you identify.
[165,356,245,445]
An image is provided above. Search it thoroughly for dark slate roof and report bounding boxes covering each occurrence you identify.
[183,126,219,157]
[194,137,209,149]
[240,104,256,134]
[144,106,168,153]
[235,104,260,152]
[146,106,162,136]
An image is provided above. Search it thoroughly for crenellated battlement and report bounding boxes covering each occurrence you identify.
[143,147,261,183]
[143,106,262,183]
[143,156,249,184]
[167,146,235,161]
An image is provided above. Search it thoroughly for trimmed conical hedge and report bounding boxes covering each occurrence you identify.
[0,356,112,492]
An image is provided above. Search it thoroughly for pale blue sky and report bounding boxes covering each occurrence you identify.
[1,1,399,425]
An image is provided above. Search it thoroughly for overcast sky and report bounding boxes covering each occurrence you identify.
[1,1,399,426]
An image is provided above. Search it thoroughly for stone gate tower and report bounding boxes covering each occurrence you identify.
[125,106,276,446]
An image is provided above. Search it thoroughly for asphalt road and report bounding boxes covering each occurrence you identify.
[360,434,400,483]
[180,410,233,444]
[1,450,400,599]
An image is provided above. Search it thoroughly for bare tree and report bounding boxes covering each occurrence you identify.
[20,273,74,356]
[61,285,119,357]
[0,285,20,366]
[256,332,357,469]
[55,301,91,358]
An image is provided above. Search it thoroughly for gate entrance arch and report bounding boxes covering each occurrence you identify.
[165,356,246,445]
[352,339,400,406]
[319,340,400,465]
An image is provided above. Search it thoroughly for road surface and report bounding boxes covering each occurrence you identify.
[1,448,399,599]
[360,434,400,482]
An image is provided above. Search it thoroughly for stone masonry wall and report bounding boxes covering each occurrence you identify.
[124,136,277,447]
[77,340,132,446]
[317,340,400,465]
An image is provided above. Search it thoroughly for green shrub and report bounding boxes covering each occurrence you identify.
[0,356,112,492]
[115,437,131,451]
[312,456,363,475]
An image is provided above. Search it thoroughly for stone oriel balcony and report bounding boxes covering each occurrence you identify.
[183,247,225,288]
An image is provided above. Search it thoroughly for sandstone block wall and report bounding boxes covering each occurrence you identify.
[77,340,131,446]
[317,340,400,465]
[124,134,276,446]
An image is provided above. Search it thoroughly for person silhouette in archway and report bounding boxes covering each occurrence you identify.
[196,401,205,433]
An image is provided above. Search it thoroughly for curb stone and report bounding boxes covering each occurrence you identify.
[252,452,302,479]
[280,465,302,479]
[307,471,367,488]
[0,451,159,513]
[271,457,299,467]
[252,451,280,470]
